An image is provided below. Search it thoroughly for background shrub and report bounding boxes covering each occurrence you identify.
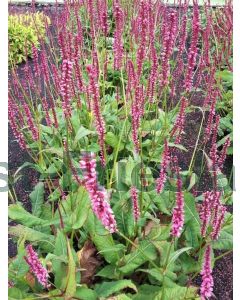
[8,12,50,66]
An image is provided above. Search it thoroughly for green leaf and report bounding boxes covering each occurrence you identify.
[96,265,121,280]
[212,224,233,250]
[133,284,161,300]
[178,253,201,274]
[74,126,95,147]
[184,192,201,248]
[187,173,198,191]
[106,132,124,150]
[119,240,157,274]
[9,225,55,252]
[168,143,188,152]
[154,286,200,300]
[138,268,177,284]
[84,211,118,264]
[72,187,91,229]
[9,204,47,227]
[166,247,192,270]
[65,240,77,299]
[9,237,28,279]
[75,287,97,300]
[30,182,44,217]
[8,287,25,300]
[111,295,132,300]
[52,230,68,289]
[95,280,137,298]
[151,191,174,215]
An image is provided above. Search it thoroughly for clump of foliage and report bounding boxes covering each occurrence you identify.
[8,1,233,300]
[8,11,50,66]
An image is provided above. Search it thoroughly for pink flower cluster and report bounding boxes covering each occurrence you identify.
[8,96,26,150]
[130,186,140,222]
[171,97,188,144]
[79,152,117,233]
[171,169,184,238]
[200,191,226,240]
[87,64,106,166]
[160,9,178,86]
[60,59,73,119]
[113,0,124,70]
[131,84,144,153]
[24,244,49,288]
[156,140,170,193]
[136,0,149,79]
[185,2,200,91]
[200,245,214,300]
[23,102,39,141]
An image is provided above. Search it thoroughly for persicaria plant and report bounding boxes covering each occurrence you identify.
[8,0,233,299]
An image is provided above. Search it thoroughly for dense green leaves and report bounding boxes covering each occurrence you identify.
[95,280,137,298]
[119,241,157,274]
[30,182,44,217]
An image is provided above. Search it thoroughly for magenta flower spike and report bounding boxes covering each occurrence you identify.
[130,186,140,222]
[185,1,200,91]
[86,64,106,166]
[211,205,226,240]
[200,245,214,300]
[171,172,184,238]
[156,140,170,194]
[200,191,213,237]
[79,152,117,233]
[113,0,124,70]
[60,59,74,119]
[25,245,49,289]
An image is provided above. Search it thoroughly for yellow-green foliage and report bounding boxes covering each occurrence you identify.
[8,12,50,66]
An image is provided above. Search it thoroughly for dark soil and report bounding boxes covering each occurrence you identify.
[8,4,233,299]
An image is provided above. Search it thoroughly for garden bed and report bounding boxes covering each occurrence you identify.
[8,1,233,299]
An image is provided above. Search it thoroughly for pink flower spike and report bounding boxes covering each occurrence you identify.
[218,137,231,169]
[25,245,49,289]
[87,65,106,166]
[200,191,213,237]
[171,173,184,238]
[60,59,74,119]
[200,245,214,300]
[156,140,170,193]
[79,152,117,233]
[130,186,140,222]
[211,205,226,240]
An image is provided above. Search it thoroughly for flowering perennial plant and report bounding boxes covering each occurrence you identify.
[8,1,232,299]
[24,245,49,288]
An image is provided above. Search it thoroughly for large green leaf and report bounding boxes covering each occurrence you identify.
[30,182,44,217]
[184,192,201,248]
[84,211,119,264]
[119,240,157,274]
[9,204,48,227]
[74,126,95,147]
[71,187,91,229]
[65,240,77,299]
[9,225,55,252]
[166,247,192,270]
[212,224,233,250]
[137,268,177,284]
[51,230,68,289]
[154,286,200,300]
[95,280,137,298]
[96,265,121,280]
[75,287,97,300]
[106,131,124,151]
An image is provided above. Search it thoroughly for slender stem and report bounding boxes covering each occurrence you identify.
[188,107,205,174]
